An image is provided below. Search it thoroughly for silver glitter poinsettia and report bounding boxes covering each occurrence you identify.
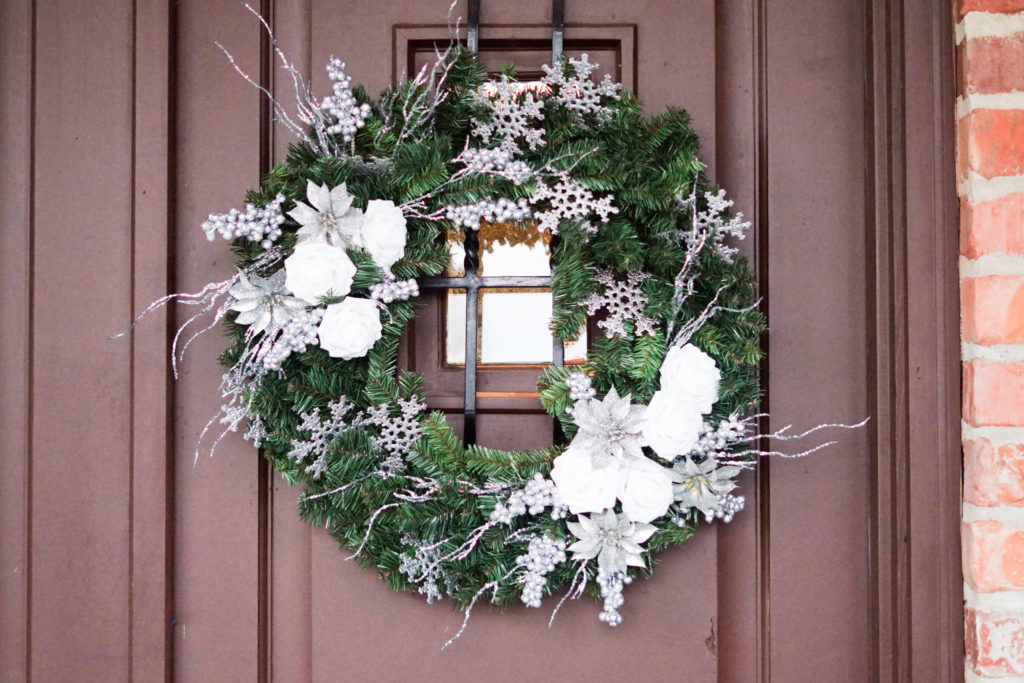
[289,180,364,247]
[567,509,656,575]
[228,269,307,335]
[672,455,743,519]
[569,386,646,467]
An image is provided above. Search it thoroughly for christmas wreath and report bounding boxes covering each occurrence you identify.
[121,19,854,644]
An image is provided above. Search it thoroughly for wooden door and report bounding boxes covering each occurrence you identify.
[0,0,961,681]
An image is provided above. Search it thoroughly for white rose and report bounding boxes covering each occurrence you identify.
[361,199,408,272]
[618,456,675,523]
[659,344,721,414]
[550,445,621,515]
[641,389,704,461]
[284,242,357,304]
[317,297,382,360]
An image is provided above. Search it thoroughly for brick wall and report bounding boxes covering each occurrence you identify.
[959,1,1024,679]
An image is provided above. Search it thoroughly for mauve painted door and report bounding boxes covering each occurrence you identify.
[174,1,860,680]
[0,0,961,681]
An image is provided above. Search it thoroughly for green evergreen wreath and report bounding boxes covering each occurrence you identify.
[169,43,770,637]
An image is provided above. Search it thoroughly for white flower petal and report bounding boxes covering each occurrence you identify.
[307,180,332,212]
[288,200,319,227]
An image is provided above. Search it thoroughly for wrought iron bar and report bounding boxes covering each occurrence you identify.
[551,0,565,62]
[467,0,480,55]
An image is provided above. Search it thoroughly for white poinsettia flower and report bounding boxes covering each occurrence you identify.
[360,199,408,272]
[569,386,646,467]
[289,180,364,247]
[566,509,656,575]
[228,269,306,335]
[671,455,743,519]
[659,344,721,414]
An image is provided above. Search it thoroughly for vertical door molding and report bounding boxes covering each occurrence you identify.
[130,0,176,679]
[866,0,962,680]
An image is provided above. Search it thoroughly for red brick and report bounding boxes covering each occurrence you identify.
[960,109,1024,179]
[964,359,1024,426]
[964,35,1024,95]
[960,0,1024,16]
[964,520,1024,590]
[962,275,1024,344]
[965,608,1024,675]
[965,438,1024,505]
[961,194,1024,257]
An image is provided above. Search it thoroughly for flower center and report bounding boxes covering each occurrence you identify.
[319,209,339,230]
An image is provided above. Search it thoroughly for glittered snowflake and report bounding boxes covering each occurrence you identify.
[531,173,617,235]
[583,270,657,338]
[541,54,621,124]
[471,76,546,154]
[678,189,751,263]
[364,396,426,473]
[399,534,456,604]
[288,397,354,479]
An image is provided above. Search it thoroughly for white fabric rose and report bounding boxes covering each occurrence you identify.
[361,199,408,272]
[550,445,622,515]
[618,456,675,523]
[659,344,721,414]
[284,242,357,304]
[317,297,382,360]
[641,389,704,461]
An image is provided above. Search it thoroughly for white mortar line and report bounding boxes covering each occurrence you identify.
[963,342,1024,363]
[967,668,1024,683]
[965,582,1024,613]
[964,422,1024,447]
[964,502,1024,526]
[963,171,1024,204]
[961,254,1024,277]
[957,10,1024,44]
[958,92,1024,119]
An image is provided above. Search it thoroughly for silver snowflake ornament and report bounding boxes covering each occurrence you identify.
[288,180,364,247]
[569,386,646,467]
[566,509,656,575]
[531,173,617,235]
[583,269,657,338]
[288,396,355,479]
[365,396,426,467]
[541,54,621,124]
[471,76,546,154]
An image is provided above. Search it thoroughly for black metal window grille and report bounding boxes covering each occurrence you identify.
[416,0,567,447]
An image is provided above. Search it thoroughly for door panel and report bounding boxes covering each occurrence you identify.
[160,1,961,681]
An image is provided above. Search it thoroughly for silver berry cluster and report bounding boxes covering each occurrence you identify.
[531,174,617,235]
[596,568,632,627]
[445,197,531,230]
[691,415,749,458]
[566,371,596,402]
[516,535,567,608]
[489,473,567,524]
[288,396,354,480]
[370,277,419,304]
[583,269,657,338]
[708,494,745,523]
[201,193,286,248]
[541,54,621,123]
[456,147,532,184]
[322,58,372,141]
[262,308,323,371]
